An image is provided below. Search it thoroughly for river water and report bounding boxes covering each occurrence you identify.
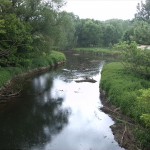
[0,51,124,150]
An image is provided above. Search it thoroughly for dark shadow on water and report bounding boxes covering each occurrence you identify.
[0,74,70,149]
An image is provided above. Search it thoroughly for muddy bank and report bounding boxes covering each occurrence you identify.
[100,89,140,150]
[0,61,65,103]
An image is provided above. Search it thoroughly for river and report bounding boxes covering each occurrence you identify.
[0,51,124,150]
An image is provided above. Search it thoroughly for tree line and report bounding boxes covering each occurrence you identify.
[0,0,76,67]
[75,0,150,47]
[0,0,150,67]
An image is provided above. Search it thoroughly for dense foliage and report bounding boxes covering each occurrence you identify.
[1,0,150,68]
[114,41,150,78]
[75,19,130,47]
[0,0,72,67]
[124,0,150,44]
[75,0,150,47]
[135,0,150,23]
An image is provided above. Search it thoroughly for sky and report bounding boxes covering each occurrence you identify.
[62,0,142,21]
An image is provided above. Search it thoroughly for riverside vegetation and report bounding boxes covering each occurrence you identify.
[74,48,121,56]
[0,51,66,89]
[101,42,150,150]
[1,0,150,149]
[0,0,70,90]
[73,42,150,149]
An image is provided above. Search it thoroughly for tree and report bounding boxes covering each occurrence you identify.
[1,0,79,67]
[123,21,150,45]
[76,19,103,47]
[135,0,150,23]
[0,14,32,66]
[114,41,150,78]
[0,0,33,66]
[123,28,134,43]
[105,20,124,42]
[103,24,116,47]
[134,21,150,44]
[55,12,77,49]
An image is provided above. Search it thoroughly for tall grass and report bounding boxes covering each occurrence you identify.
[101,62,150,149]
[0,67,23,88]
[0,69,11,88]
[0,51,66,89]
[75,47,120,55]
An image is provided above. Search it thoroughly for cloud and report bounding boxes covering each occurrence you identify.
[62,0,141,20]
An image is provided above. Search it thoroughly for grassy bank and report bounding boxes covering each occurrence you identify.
[74,47,121,56]
[0,51,66,89]
[100,62,150,149]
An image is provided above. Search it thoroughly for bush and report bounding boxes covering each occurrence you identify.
[114,41,150,78]
[140,114,150,128]
[48,51,66,63]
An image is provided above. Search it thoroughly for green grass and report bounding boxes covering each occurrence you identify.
[27,51,66,68]
[100,62,150,149]
[0,51,66,89]
[74,47,121,55]
[0,69,11,88]
[0,67,23,88]
[47,50,66,64]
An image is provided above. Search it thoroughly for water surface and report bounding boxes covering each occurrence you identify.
[0,52,124,150]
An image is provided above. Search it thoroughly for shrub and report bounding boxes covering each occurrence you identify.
[114,41,150,78]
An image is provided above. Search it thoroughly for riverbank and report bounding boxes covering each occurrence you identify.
[74,47,121,56]
[100,89,137,150]
[0,51,66,101]
[100,62,150,150]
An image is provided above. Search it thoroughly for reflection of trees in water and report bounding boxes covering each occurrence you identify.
[65,51,102,70]
[32,73,54,95]
[0,52,104,149]
[0,76,70,149]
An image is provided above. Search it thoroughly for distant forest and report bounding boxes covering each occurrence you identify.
[0,0,150,66]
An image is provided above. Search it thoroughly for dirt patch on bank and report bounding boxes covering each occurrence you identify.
[100,89,141,150]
